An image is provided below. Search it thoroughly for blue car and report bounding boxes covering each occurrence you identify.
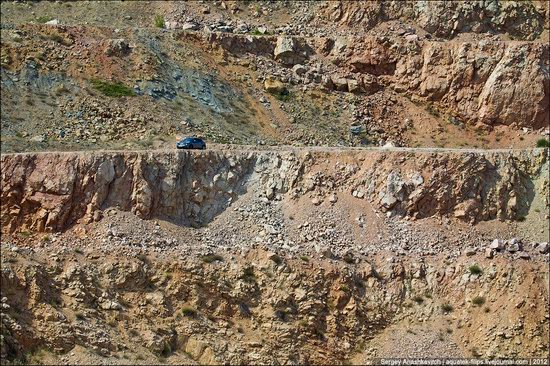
[176,137,206,150]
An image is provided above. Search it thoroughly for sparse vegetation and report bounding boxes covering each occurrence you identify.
[154,15,165,28]
[468,264,483,275]
[75,311,85,320]
[201,254,223,263]
[91,79,136,97]
[472,296,486,306]
[441,303,454,313]
[74,248,83,254]
[299,255,309,262]
[412,295,424,304]
[536,139,549,148]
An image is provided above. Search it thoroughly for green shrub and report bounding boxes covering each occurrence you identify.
[181,306,196,317]
[472,296,485,306]
[91,80,136,97]
[412,295,424,304]
[201,254,223,263]
[299,255,309,262]
[154,15,165,28]
[36,16,54,24]
[536,139,549,148]
[441,303,454,312]
[468,265,482,275]
[274,91,291,102]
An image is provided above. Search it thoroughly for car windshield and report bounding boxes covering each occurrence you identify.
[180,138,193,143]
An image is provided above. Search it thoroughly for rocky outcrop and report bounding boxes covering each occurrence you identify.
[1,148,548,233]
[319,1,548,41]
[205,29,549,129]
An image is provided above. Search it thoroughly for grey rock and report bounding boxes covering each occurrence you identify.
[537,242,549,254]
[490,239,504,251]
[465,247,476,256]
[274,37,301,65]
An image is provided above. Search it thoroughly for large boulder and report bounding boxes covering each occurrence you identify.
[274,37,302,65]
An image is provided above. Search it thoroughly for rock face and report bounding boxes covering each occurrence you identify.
[1,148,548,233]
[209,30,549,130]
[340,37,550,129]
[1,245,548,364]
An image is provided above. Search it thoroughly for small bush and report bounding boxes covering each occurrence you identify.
[47,33,71,46]
[426,103,440,117]
[251,28,269,36]
[74,248,83,254]
[468,265,483,275]
[274,91,291,102]
[240,266,256,282]
[441,303,454,313]
[36,16,54,24]
[41,235,51,243]
[536,139,549,148]
[75,311,85,320]
[181,306,196,317]
[154,15,165,28]
[201,254,223,263]
[128,329,139,337]
[484,307,491,313]
[343,253,354,264]
[299,255,309,262]
[274,309,287,321]
[91,79,136,97]
[412,295,424,304]
[472,296,485,306]
[161,342,172,357]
